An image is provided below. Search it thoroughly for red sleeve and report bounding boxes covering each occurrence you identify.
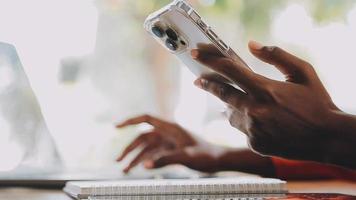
[271,157,356,181]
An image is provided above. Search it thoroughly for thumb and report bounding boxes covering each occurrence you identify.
[144,151,190,169]
[248,40,314,84]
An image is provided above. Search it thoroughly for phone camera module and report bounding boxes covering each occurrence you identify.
[166,28,178,41]
[152,26,165,38]
[165,38,178,51]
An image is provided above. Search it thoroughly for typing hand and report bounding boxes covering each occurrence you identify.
[116,115,223,173]
[192,41,341,163]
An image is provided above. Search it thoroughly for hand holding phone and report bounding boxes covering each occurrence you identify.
[144,0,250,79]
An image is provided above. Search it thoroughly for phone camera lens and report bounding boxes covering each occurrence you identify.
[152,26,165,38]
[166,28,178,41]
[165,38,178,51]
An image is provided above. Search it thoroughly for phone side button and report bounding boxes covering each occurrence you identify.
[217,40,229,50]
[179,2,191,13]
[197,20,208,30]
[190,11,201,21]
[207,30,219,40]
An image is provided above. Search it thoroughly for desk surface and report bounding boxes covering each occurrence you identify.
[0,181,355,200]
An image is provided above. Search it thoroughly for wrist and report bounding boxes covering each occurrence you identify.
[214,147,236,172]
[321,110,356,169]
[216,148,275,177]
[190,141,231,173]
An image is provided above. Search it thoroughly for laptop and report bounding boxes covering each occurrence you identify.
[0,42,196,188]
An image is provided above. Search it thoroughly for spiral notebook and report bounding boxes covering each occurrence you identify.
[87,193,287,200]
[64,178,287,199]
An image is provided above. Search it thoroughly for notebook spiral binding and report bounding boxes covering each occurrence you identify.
[88,181,285,196]
[88,193,286,200]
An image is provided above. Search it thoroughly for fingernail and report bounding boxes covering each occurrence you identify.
[191,49,199,59]
[194,78,208,89]
[249,40,264,50]
[194,79,202,88]
[116,122,127,128]
[144,160,154,169]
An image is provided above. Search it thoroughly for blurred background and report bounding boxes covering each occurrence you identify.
[1,0,356,172]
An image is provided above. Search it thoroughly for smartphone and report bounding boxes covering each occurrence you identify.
[144,0,250,78]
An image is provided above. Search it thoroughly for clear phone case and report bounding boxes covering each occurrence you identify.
[144,0,250,77]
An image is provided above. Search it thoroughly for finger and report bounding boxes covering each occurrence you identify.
[197,43,251,69]
[248,40,314,84]
[123,143,159,173]
[116,114,172,129]
[196,43,225,57]
[191,49,268,93]
[194,78,250,109]
[117,132,154,162]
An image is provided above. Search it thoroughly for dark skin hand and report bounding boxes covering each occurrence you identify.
[116,115,274,176]
[191,41,356,169]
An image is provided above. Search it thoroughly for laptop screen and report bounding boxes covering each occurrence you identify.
[0,42,61,172]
